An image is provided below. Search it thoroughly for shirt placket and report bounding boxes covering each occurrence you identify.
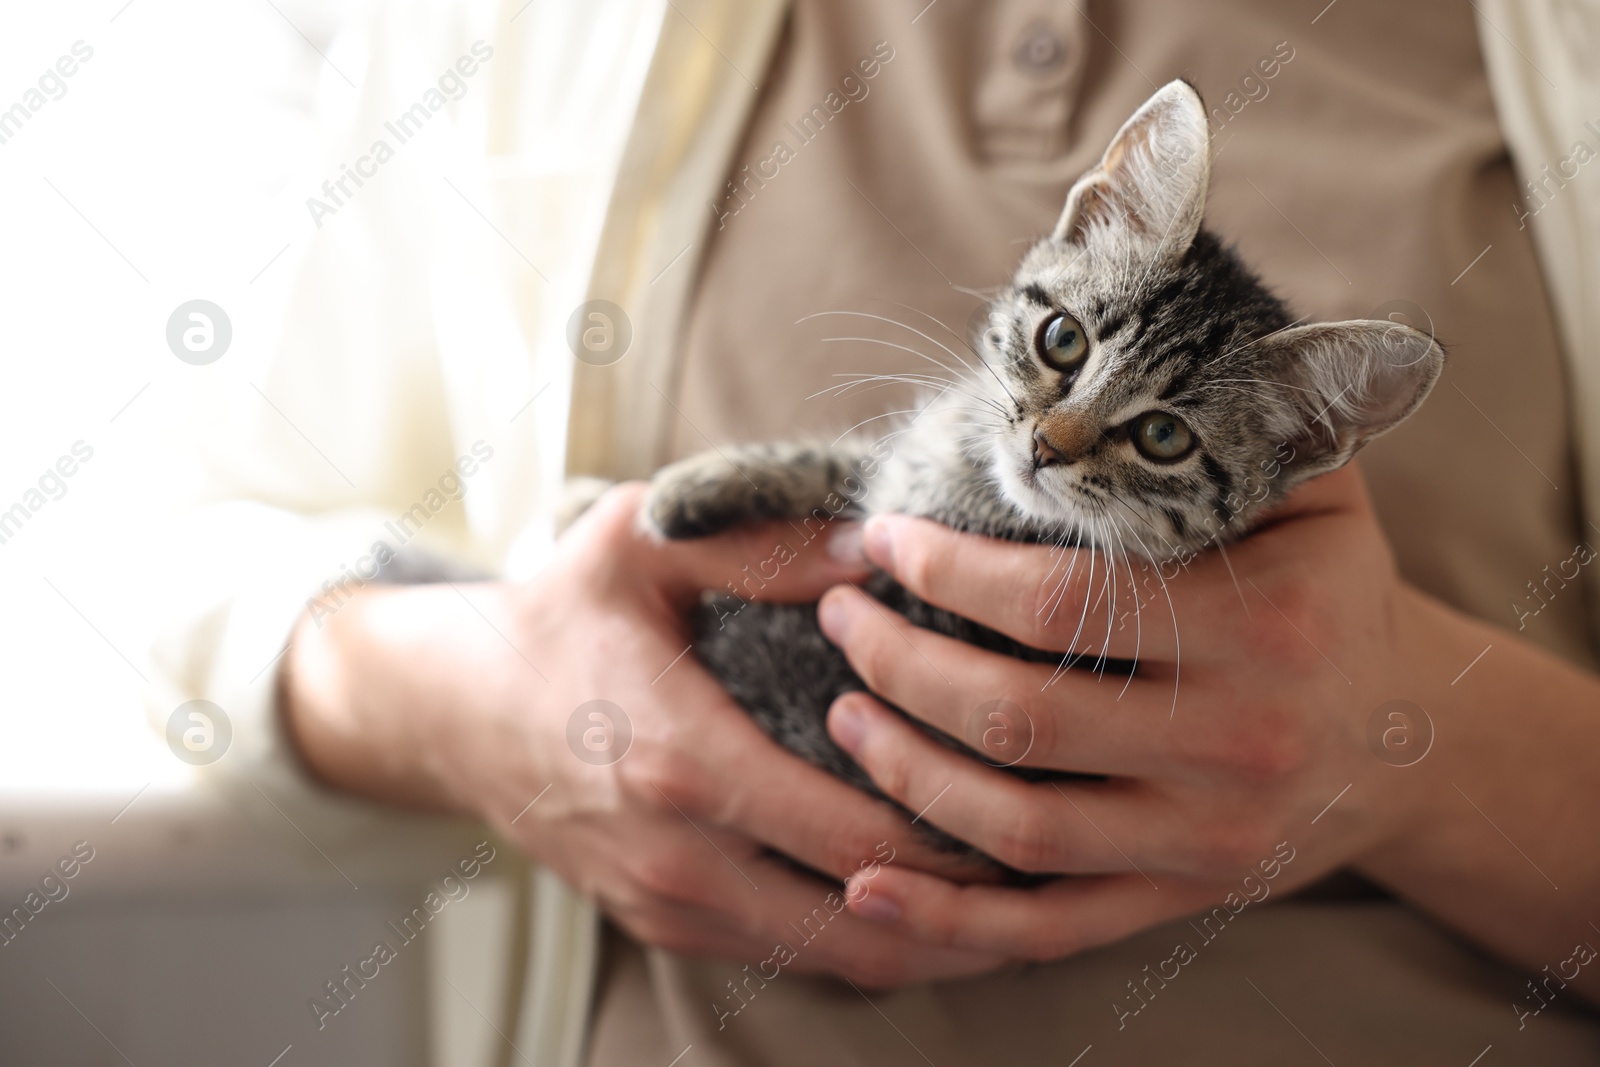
[972,3,1089,160]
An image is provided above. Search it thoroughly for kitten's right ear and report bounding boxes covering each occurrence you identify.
[1053,80,1211,258]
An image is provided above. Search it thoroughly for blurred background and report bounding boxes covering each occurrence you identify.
[0,2,515,1063]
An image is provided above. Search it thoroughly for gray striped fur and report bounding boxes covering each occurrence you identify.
[642,81,1442,872]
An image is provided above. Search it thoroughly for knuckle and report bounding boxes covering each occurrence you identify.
[612,744,662,800]
[991,804,1059,874]
[625,847,703,904]
[614,906,664,944]
[589,482,650,541]
[612,748,655,801]
[852,637,892,693]
[1025,571,1068,646]
[1009,699,1055,766]
[615,742,701,810]
[870,745,916,803]
[895,537,938,597]
[1239,726,1309,783]
[1023,927,1079,963]
[610,909,657,945]
[823,838,874,880]
[619,910,701,955]
[1202,706,1308,784]
[915,895,964,948]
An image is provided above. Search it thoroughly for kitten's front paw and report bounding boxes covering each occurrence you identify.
[642,453,767,539]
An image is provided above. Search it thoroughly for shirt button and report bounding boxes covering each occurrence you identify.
[1014,23,1066,75]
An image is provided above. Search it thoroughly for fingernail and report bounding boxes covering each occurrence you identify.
[863,515,895,570]
[830,695,867,755]
[826,521,866,566]
[852,890,900,924]
[817,588,855,642]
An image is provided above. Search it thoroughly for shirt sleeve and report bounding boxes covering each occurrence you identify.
[141,0,549,847]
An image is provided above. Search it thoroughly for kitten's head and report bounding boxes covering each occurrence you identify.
[972,80,1442,559]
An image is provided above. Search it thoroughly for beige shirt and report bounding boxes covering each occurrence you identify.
[588,0,1600,1062]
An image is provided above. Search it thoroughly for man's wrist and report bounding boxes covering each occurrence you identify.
[277,584,480,817]
[1350,586,1600,1002]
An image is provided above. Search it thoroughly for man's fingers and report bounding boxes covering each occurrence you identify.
[722,748,1000,884]
[579,483,869,605]
[1252,461,1370,529]
[609,815,1009,987]
[589,824,936,974]
[710,853,1012,987]
[863,513,1188,660]
[640,659,992,883]
[658,516,872,605]
[843,865,1218,961]
[818,585,1183,776]
[600,894,780,962]
[828,692,1168,875]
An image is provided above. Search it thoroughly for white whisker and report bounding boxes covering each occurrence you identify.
[798,311,974,376]
[1106,512,1145,697]
[828,406,931,446]
[1101,499,1182,720]
[1044,520,1100,688]
[816,335,968,378]
[1211,535,1251,618]
[1040,515,1088,629]
[887,303,1028,411]
[1088,512,1120,677]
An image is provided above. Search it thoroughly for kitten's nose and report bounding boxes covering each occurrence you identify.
[1033,428,1068,469]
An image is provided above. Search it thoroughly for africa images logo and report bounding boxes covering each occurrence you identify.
[305,42,494,228]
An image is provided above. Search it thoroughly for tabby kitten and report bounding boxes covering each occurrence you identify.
[641,81,1442,864]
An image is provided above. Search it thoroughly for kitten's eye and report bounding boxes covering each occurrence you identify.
[1131,411,1195,462]
[1036,312,1088,371]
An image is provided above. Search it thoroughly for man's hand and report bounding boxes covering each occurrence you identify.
[817,465,1600,1001]
[282,483,1007,987]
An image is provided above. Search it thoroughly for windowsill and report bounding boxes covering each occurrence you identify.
[0,720,487,901]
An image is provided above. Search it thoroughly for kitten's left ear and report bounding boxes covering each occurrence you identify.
[1263,320,1445,488]
[1053,79,1211,257]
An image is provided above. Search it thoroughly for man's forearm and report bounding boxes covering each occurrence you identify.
[1357,588,1600,1005]
[278,582,512,817]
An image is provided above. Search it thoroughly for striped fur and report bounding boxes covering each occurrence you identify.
[641,81,1442,872]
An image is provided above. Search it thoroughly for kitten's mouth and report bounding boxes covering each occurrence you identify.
[1015,453,1048,492]
[1011,439,1048,490]
[997,448,1075,518]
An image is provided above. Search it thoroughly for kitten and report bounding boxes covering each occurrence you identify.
[641,81,1443,866]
